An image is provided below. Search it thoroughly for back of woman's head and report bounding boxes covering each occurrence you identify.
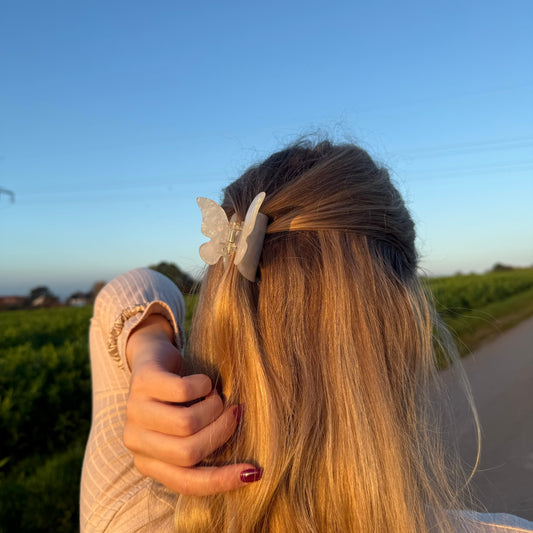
[179,140,465,532]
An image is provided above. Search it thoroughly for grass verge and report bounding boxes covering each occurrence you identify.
[443,286,533,356]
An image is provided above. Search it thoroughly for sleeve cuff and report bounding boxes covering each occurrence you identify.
[93,268,186,371]
[106,300,183,370]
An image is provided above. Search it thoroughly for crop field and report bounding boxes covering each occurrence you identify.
[0,306,92,532]
[425,268,533,353]
[1,268,532,532]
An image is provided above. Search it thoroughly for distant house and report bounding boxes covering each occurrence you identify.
[31,294,60,308]
[66,291,92,307]
[0,296,26,311]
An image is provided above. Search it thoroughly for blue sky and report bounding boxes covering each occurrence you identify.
[1,0,532,298]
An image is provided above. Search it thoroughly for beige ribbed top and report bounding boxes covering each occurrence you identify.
[80,268,183,532]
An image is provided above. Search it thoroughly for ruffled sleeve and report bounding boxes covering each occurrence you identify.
[80,268,185,533]
[93,267,185,370]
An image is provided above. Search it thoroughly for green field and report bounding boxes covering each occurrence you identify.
[425,268,533,354]
[1,268,532,532]
[0,306,92,533]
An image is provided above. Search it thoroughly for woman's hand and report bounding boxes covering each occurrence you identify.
[123,315,261,496]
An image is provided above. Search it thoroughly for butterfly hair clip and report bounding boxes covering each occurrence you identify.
[197,192,268,281]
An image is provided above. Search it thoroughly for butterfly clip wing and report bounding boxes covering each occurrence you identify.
[234,192,268,281]
[196,197,230,265]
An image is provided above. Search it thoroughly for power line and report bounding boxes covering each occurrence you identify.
[396,136,533,159]
[0,188,15,203]
[5,135,533,201]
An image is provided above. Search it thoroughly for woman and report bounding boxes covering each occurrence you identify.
[81,140,533,532]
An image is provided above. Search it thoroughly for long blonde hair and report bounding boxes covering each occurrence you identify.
[177,141,475,532]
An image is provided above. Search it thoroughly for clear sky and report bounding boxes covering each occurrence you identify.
[1,0,532,299]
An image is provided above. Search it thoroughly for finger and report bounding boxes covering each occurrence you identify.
[125,405,241,467]
[128,392,225,437]
[133,458,262,496]
[131,361,213,403]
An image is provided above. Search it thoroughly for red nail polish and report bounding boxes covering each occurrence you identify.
[240,468,263,483]
[232,404,244,424]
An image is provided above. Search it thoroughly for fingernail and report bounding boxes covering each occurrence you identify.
[232,404,244,424]
[240,467,263,483]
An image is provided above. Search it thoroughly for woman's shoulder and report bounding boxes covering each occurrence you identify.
[450,510,533,532]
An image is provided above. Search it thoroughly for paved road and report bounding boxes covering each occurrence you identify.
[441,316,533,520]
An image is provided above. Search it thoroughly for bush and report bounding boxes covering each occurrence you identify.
[0,444,85,533]
[0,307,92,532]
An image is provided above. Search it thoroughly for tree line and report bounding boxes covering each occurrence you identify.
[0,262,198,311]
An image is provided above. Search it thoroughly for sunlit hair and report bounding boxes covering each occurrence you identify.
[177,140,477,532]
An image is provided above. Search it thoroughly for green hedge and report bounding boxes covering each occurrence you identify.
[0,307,92,532]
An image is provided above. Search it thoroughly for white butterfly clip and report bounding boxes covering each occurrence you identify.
[197,192,268,281]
